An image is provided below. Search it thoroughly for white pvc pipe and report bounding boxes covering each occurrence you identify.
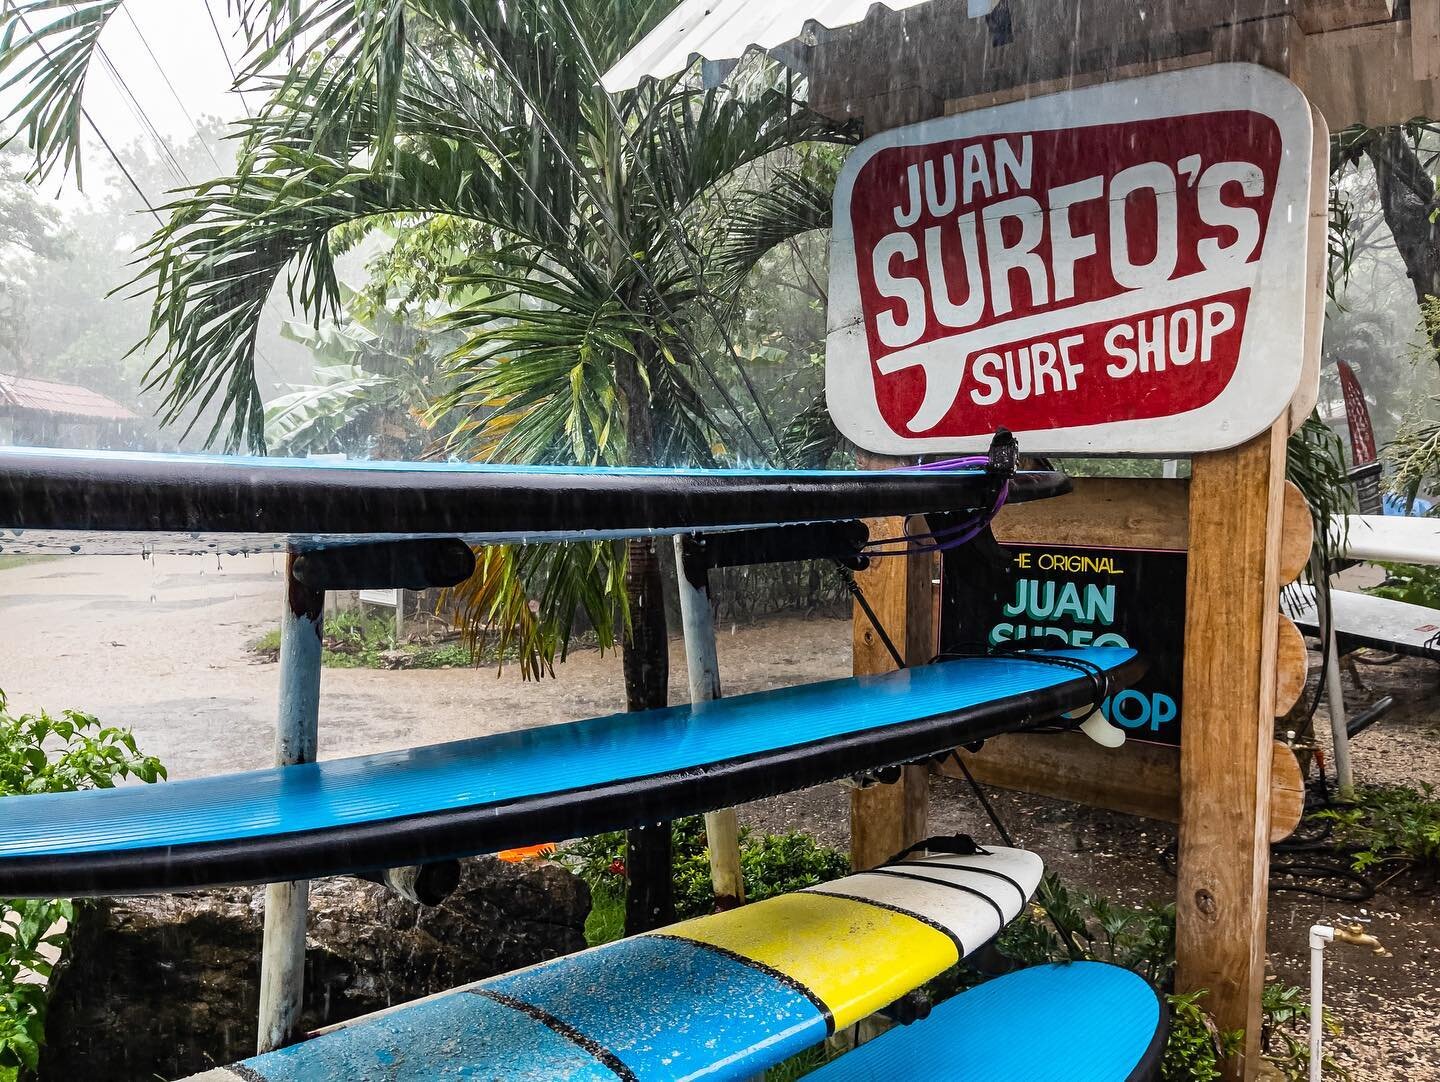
[1309,554,1354,796]
[257,557,324,1054]
[1309,924,1334,1082]
[673,536,745,905]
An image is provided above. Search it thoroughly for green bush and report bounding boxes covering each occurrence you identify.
[563,816,849,945]
[1367,561,1440,609]
[253,610,502,669]
[0,691,166,1079]
[1313,782,1440,873]
[1162,991,1240,1082]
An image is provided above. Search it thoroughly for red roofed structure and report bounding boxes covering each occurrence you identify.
[0,370,141,449]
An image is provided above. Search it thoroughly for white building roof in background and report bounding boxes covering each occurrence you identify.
[602,0,995,91]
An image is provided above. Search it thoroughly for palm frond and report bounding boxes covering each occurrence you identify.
[0,0,121,183]
[711,167,833,292]
[1287,413,1353,569]
[444,538,626,680]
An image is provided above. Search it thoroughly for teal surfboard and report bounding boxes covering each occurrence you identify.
[0,648,1139,897]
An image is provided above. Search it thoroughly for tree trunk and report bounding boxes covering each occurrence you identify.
[1364,128,1440,347]
[616,347,675,934]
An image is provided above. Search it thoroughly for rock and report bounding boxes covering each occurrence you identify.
[38,857,589,1081]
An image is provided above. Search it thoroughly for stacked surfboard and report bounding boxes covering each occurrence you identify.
[0,448,1164,1079]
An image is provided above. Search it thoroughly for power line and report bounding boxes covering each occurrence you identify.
[3,2,162,223]
[203,0,237,82]
[96,43,188,187]
[121,6,226,174]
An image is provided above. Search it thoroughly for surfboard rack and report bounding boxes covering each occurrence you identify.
[290,538,477,592]
[0,445,1089,1054]
[680,520,871,577]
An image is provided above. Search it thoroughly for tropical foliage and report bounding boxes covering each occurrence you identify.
[0,1,854,687]
[0,691,165,1078]
[264,291,461,458]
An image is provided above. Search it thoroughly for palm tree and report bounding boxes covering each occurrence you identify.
[0,0,853,930]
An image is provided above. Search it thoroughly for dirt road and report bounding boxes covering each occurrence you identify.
[0,553,851,778]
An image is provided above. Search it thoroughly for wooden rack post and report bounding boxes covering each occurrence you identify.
[1176,422,1288,1072]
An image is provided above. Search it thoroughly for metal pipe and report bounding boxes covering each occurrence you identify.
[1324,624,1353,795]
[1346,695,1395,740]
[673,536,745,907]
[1311,556,1355,796]
[257,555,324,1054]
[1309,924,1334,1082]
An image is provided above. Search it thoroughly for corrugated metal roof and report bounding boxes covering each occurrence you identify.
[603,0,992,91]
[0,371,136,421]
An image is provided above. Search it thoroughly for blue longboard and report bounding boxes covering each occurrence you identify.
[185,847,1046,1082]
[0,446,1065,554]
[809,961,1167,1082]
[0,648,1140,897]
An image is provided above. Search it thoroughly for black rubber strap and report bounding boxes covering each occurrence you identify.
[864,866,1008,929]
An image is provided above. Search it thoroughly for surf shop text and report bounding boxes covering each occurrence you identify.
[987,550,1177,733]
[850,115,1278,436]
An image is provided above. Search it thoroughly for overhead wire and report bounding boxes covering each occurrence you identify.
[121,6,227,174]
[95,43,188,186]
[3,1,162,224]
[44,2,284,387]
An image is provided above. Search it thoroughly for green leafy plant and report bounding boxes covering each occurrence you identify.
[1313,782,1440,874]
[1162,990,1241,1082]
[0,693,165,795]
[1262,982,1349,1081]
[0,690,166,1078]
[252,610,519,670]
[564,817,849,946]
[994,874,1176,986]
[1367,562,1440,610]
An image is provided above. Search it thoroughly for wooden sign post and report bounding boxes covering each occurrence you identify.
[824,36,1327,1080]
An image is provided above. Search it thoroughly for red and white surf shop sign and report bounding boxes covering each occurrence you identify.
[826,64,1316,455]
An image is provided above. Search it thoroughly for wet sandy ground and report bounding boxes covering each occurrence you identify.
[4,555,1438,1079]
[1,553,855,779]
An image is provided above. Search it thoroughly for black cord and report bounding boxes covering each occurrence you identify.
[837,564,907,670]
[945,751,1016,848]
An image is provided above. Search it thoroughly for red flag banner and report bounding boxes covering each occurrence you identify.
[1337,360,1378,466]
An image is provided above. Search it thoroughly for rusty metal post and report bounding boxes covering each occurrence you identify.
[257,554,324,1053]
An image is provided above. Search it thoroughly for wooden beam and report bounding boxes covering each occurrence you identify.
[1176,420,1289,1077]
[993,477,1189,550]
[942,736,1304,843]
[1296,0,1395,35]
[1302,20,1440,128]
[1416,0,1440,80]
[849,457,936,869]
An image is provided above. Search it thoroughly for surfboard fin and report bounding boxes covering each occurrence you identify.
[1078,708,1126,748]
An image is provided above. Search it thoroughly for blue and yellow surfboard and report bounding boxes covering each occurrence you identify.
[188,847,1043,1081]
